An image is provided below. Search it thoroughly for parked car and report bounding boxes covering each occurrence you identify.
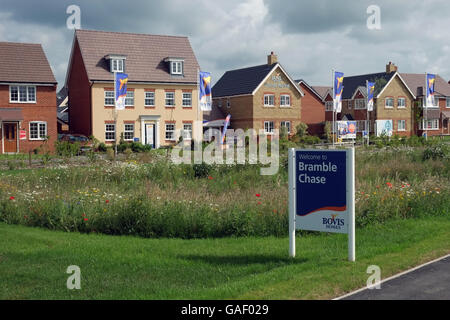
[59,134,94,152]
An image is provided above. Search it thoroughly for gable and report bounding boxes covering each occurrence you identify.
[253,65,304,97]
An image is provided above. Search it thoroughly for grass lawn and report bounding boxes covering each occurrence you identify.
[1,215,450,300]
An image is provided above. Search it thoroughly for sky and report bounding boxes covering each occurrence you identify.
[1,0,449,91]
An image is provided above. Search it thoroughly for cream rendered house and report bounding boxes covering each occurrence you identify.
[66,29,202,148]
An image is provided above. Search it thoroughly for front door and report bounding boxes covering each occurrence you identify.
[145,123,155,148]
[3,122,18,153]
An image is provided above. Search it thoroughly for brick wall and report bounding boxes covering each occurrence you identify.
[299,83,325,136]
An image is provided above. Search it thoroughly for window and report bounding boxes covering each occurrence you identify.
[325,101,333,111]
[226,99,231,108]
[145,91,155,106]
[124,124,134,141]
[264,121,274,134]
[280,95,291,107]
[356,120,368,132]
[165,123,176,140]
[397,120,406,131]
[182,123,192,140]
[111,59,124,72]
[218,100,223,108]
[420,119,439,130]
[104,91,114,106]
[182,92,192,107]
[105,124,115,141]
[385,97,394,108]
[264,94,275,107]
[125,91,134,106]
[434,96,439,107]
[398,97,406,108]
[447,98,450,108]
[171,61,183,75]
[29,122,47,140]
[280,121,291,134]
[354,99,366,110]
[165,92,175,106]
[10,85,36,103]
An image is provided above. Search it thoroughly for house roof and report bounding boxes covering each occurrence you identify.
[311,86,332,100]
[296,79,325,101]
[212,63,303,98]
[72,29,199,84]
[341,72,396,100]
[400,73,450,97]
[0,42,56,84]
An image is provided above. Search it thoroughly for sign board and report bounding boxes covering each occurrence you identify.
[20,130,27,140]
[133,137,140,142]
[375,120,393,137]
[337,121,356,139]
[288,148,355,261]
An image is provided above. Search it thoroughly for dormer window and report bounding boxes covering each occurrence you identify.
[105,54,127,73]
[164,57,184,76]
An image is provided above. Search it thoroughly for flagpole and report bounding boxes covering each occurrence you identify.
[332,69,335,147]
[114,71,118,157]
[366,80,369,146]
[424,72,428,141]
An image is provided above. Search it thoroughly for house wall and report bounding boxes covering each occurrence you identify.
[91,83,200,146]
[376,76,415,137]
[299,83,325,136]
[0,84,57,154]
[212,95,253,132]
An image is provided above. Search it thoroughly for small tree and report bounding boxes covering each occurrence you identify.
[295,122,308,138]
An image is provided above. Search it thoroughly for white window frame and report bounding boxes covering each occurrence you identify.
[264,94,275,107]
[354,99,366,110]
[325,101,333,111]
[29,121,47,140]
[9,85,36,103]
[124,123,134,141]
[165,92,175,107]
[104,91,114,106]
[280,121,291,134]
[145,91,155,106]
[111,59,124,73]
[182,123,193,140]
[420,119,439,130]
[385,97,394,108]
[446,97,450,108]
[434,96,440,107]
[125,91,134,106]
[280,95,291,107]
[264,121,274,134]
[397,97,406,109]
[226,99,231,108]
[165,123,176,141]
[182,92,192,107]
[171,61,183,75]
[105,124,116,141]
[397,120,406,131]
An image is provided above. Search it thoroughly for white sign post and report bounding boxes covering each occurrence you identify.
[288,148,355,261]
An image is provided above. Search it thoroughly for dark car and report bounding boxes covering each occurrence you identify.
[59,134,94,152]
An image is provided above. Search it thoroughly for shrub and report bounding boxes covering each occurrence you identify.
[422,144,449,161]
[55,141,80,157]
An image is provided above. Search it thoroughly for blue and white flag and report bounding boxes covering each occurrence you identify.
[333,71,344,113]
[199,71,212,111]
[221,114,231,145]
[426,73,436,107]
[115,73,128,110]
[367,81,375,111]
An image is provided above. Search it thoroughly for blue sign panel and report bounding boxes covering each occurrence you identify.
[295,150,348,233]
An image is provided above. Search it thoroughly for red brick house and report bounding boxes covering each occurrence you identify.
[296,80,327,136]
[0,42,57,154]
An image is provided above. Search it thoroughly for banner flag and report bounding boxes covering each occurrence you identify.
[426,73,436,107]
[334,71,344,113]
[221,114,231,144]
[115,73,128,111]
[367,81,375,111]
[199,71,212,111]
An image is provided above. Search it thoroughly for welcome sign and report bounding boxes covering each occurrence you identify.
[288,148,355,261]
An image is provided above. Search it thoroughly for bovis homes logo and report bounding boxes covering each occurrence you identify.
[322,214,345,230]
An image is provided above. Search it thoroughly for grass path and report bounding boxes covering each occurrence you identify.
[1,216,450,300]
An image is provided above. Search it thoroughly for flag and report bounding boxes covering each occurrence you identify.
[115,73,128,110]
[367,81,375,111]
[426,73,436,107]
[199,71,212,111]
[221,114,231,144]
[334,71,344,113]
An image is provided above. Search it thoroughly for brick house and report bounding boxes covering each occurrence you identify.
[210,52,304,137]
[401,73,450,136]
[326,62,416,137]
[65,29,201,148]
[296,80,327,136]
[0,42,57,154]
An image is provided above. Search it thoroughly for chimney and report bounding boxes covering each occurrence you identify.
[386,61,398,73]
[268,51,278,65]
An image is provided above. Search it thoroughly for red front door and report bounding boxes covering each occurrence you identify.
[3,123,18,153]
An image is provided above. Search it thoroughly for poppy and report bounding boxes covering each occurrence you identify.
[256,194,261,197]
[9,196,15,200]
